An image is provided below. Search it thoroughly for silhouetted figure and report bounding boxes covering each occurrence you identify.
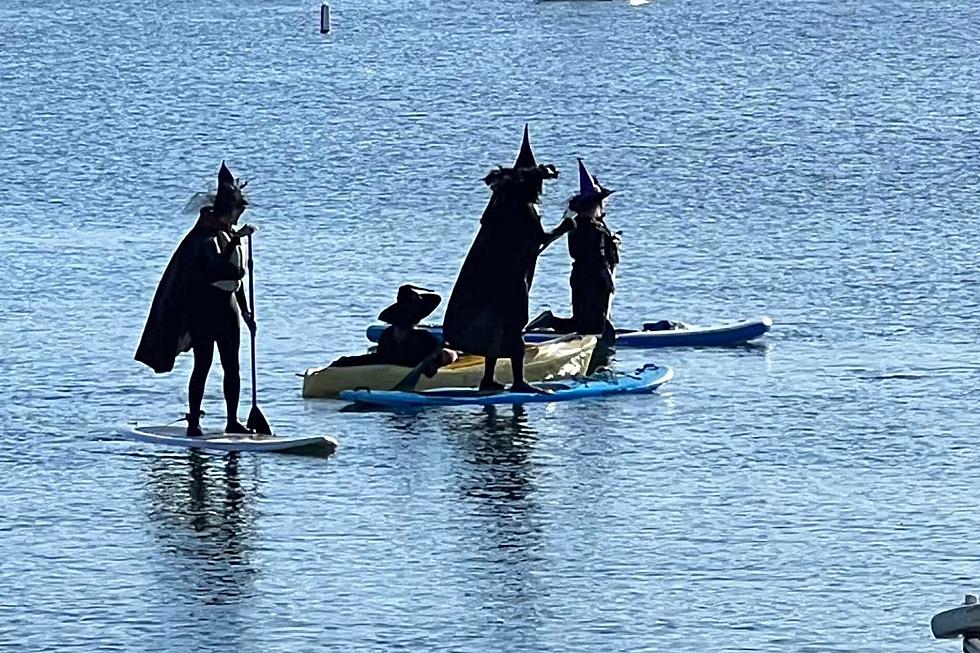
[136,162,256,437]
[376,284,459,368]
[443,125,573,393]
[527,158,620,345]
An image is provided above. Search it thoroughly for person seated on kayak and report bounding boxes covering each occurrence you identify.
[135,161,256,438]
[376,284,458,369]
[443,124,574,394]
[526,158,620,345]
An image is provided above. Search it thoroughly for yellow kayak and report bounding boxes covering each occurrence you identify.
[301,334,597,398]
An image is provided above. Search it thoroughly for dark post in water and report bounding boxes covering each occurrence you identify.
[320,2,330,33]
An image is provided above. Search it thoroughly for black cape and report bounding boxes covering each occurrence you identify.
[443,191,548,359]
[134,224,219,373]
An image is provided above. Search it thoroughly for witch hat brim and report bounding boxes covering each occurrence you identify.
[378,292,441,326]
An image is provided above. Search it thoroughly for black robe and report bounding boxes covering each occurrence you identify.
[135,223,243,373]
[444,193,550,359]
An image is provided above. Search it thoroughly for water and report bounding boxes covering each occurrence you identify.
[1,0,979,650]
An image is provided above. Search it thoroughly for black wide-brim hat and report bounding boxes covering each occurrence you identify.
[378,285,441,326]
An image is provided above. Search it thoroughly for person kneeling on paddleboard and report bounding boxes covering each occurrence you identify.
[376,285,458,370]
[527,158,620,346]
[135,161,257,437]
[442,124,574,394]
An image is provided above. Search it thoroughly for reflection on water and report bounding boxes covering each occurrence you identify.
[142,451,260,645]
[454,405,538,505]
[446,406,547,646]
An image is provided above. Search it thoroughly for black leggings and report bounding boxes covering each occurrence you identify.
[187,290,241,422]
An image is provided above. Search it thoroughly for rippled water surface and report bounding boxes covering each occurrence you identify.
[2,1,980,651]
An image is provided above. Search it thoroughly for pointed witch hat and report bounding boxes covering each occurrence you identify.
[218,160,235,187]
[211,160,249,215]
[514,123,537,168]
[576,157,615,202]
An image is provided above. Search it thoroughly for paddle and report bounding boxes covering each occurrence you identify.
[391,346,444,392]
[245,234,273,435]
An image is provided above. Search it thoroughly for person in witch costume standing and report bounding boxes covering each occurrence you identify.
[527,158,621,345]
[135,162,257,437]
[375,284,459,369]
[443,125,574,393]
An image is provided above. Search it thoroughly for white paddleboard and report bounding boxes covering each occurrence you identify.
[122,424,338,456]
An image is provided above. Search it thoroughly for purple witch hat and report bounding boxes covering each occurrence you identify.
[576,158,615,202]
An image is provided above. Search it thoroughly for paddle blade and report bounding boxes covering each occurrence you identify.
[391,347,444,392]
[247,405,273,435]
[392,364,427,392]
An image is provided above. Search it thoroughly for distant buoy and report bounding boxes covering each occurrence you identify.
[320,2,330,33]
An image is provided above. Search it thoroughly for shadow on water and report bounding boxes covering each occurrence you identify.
[337,401,413,414]
[720,340,771,354]
[142,451,260,644]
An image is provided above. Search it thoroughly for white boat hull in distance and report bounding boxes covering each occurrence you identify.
[933,596,980,640]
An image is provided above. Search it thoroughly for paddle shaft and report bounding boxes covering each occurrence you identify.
[238,233,273,435]
[247,234,257,407]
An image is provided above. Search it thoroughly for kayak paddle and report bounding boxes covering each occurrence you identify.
[392,346,444,392]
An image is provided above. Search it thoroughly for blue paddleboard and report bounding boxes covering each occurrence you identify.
[338,364,673,407]
[365,316,772,349]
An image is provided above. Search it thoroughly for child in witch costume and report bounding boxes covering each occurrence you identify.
[135,162,257,437]
[376,285,459,368]
[443,125,574,393]
[527,158,620,345]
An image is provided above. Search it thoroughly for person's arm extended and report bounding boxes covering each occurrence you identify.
[540,215,576,252]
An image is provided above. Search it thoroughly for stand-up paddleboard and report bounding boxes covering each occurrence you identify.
[365,316,772,349]
[121,425,338,456]
[339,364,673,407]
